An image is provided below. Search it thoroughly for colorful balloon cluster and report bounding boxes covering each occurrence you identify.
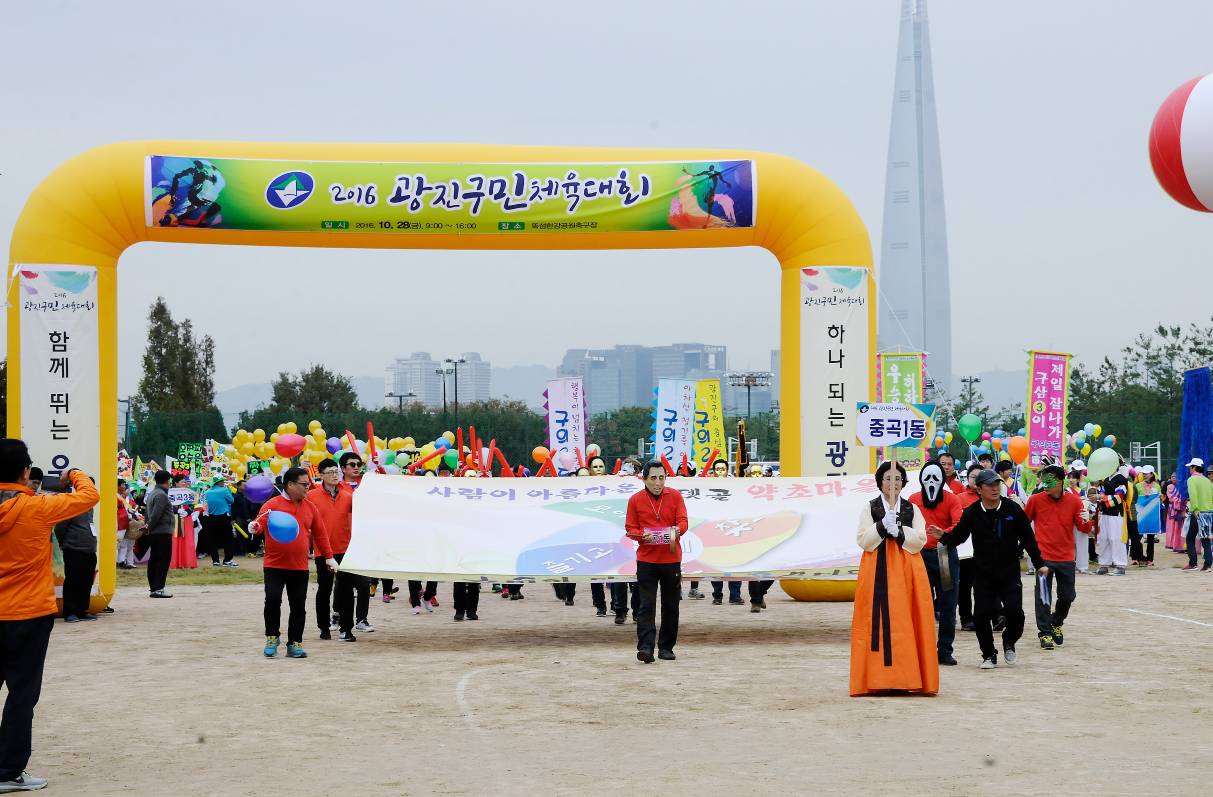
[1069,422,1115,458]
[937,415,1029,465]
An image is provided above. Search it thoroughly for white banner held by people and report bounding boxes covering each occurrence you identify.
[799,266,871,477]
[339,472,894,583]
[654,379,696,468]
[18,265,101,482]
[544,377,586,466]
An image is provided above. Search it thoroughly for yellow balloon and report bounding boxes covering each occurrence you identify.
[402,436,415,450]
[285,421,298,434]
[253,428,266,443]
[270,432,280,443]
[240,441,254,456]
[308,419,322,433]
[312,430,326,443]
[268,459,285,474]
[388,437,405,451]
[1092,424,1102,439]
[442,431,455,444]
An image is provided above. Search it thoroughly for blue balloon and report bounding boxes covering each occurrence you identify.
[267,510,299,544]
[1084,423,1095,436]
[433,438,451,451]
[1017,427,1026,437]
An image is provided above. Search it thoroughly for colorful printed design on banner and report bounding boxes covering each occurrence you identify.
[340,473,891,582]
[146,156,756,234]
[654,379,697,469]
[799,267,871,476]
[1136,494,1161,535]
[1025,350,1071,468]
[875,352,926,468]
[18,266,100,483]
[544,378,586,467]
[855,403,935,448]
[693,379,727,469]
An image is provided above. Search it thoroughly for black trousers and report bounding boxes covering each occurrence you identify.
[316,553,368,633]
[202,514,234,563]
[453,583,480,613]
[610,583,637,615]
[0,615,54,781]
[748,580,774,604]
[264,567,309,644]
[408,580,437,607]
[636,561,680,653]
[711,581,743,601]
[1034,560,1077,637]
[60,548,96,617]
[590,583,607,609]
[973,570,1024,660]
[553,583,576,600]
[146,534,172,593]
[957,557,975,624]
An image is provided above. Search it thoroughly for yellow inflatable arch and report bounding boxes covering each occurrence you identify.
[7,142,874,610]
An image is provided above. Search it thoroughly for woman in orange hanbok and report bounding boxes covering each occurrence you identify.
[849,460,939,697]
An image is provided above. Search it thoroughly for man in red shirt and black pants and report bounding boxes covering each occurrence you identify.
[625,461,688,663]
[1024,464,1093,650]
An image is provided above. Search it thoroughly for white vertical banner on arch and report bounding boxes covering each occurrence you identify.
[18,265,101,482]
[654,379,696,468]
[545,377,586,465]
[799,267,870,477]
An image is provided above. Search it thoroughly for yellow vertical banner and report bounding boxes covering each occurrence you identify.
[694,379,726,469]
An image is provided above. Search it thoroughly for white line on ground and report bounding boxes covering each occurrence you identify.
[455,667,489,730]
[1121,607,1213,627]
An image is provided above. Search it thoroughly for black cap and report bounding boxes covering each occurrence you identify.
[975,469,1001,487]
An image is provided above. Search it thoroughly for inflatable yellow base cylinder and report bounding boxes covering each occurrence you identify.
[779,579,857,602]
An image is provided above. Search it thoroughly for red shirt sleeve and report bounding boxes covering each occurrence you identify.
[945,492,963,532]
[624,492,644,540]
[673,490,688,533]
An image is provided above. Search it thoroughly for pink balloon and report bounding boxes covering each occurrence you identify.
[981,432,991,441]
[558,450,577,470]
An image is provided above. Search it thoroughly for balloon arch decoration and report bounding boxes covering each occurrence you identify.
[8,142,874,609]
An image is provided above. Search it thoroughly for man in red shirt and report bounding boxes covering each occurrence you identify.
[955,463,982,631]
[308,459,365,642]
[909,460,965,665]
[624,462,688,663]
[1024,464,1093,650]
[251,467,336,659]
[939,452,964,495]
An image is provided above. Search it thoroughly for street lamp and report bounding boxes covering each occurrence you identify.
[435,367,454,417]
[726,371,773,419]
[959,375,981,415]
[385,390,416,412]
[445,357,467,425]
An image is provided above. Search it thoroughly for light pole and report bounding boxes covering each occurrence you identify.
[726,372,773,419]
[118,397,132,450]
[445,357,466,426]
[435,367,453,418]
[959,375,981,415]
[385,390,416,412]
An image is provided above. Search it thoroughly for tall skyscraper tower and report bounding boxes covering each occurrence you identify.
[877,0,952,397]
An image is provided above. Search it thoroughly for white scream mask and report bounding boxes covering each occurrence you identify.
[920,462,945,509]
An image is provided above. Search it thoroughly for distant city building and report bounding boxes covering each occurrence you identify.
[384,352,491,409]
[557,342,727,415]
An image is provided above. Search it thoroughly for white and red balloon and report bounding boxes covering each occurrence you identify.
[1150,74,1213,212]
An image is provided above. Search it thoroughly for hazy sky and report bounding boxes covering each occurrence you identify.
[3,1,1212,398]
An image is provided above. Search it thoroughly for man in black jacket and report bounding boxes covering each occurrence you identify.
[143,471,175,598]
[933,470,1047,670]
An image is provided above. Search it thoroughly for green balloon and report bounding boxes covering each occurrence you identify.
[957,413,983,443]
[1087,447,1119,481]
[384,451,396,466]
[443,449,459,469]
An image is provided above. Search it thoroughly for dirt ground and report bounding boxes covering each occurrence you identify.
[28,549,1213,796]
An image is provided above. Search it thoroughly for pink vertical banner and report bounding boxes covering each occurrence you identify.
[1025,350,1071,468]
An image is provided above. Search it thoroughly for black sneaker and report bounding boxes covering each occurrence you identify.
[636,650,655,664]
[454,611,465,622]
[711,597,722,605]
[938,654,957,666]
[319,629,331,640]
[757,599,768,609]
[1052,625,1064,646]
[728,598,745,605]
[960,620,975,631]
[614,613,627,625]
[595,607,607,617]
[564,597,574,606]
[338,630,357,642]
[465,612,479,621]
[1039,634,1055,650]
[657,649,676,661]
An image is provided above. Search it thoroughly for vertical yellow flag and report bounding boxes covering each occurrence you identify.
[694,379,727,469]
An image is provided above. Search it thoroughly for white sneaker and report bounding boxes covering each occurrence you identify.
[422,600,433,613]
[1003,647,1017,665]
[0,770,48,790]
[411,606,422,615]
[354,620,375,633]
[979,657,997,670]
